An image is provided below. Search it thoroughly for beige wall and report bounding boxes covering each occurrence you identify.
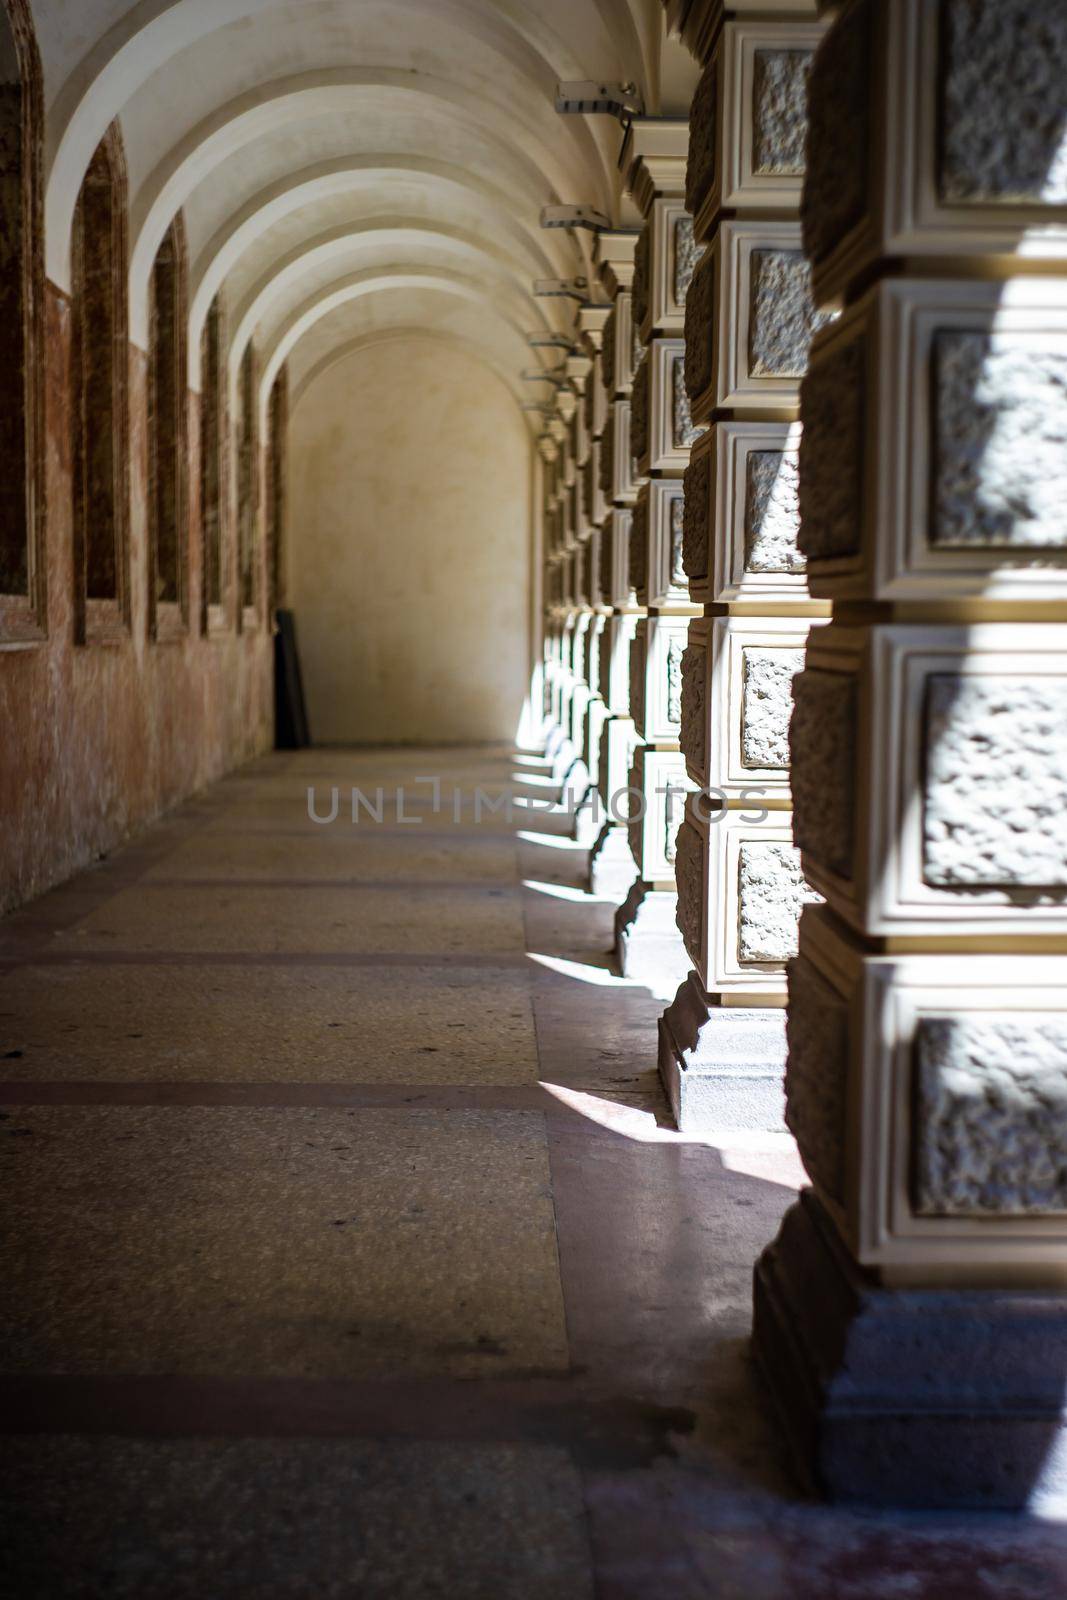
[288,336,532,745]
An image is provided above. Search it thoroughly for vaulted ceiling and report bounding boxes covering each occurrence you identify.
[36,0,674,428]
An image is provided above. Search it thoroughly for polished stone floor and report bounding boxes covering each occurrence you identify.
[2,746,1066,1597]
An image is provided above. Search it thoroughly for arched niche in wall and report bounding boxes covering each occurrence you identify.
[71,120,129,646]
[266,367,288,620]
[0,0,44,647]
[147,213,188,641]
[236,340,259,628]
[199,292,228,634]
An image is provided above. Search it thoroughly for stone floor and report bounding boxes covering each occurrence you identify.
[2,745,1067,1597]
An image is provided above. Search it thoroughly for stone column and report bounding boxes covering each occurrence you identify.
[748,0,1067,1508]
[586,231,643,899]
[539,433,564,749]
[613,121,701,992]
[573,307,613,844]
[661,2,829,1131]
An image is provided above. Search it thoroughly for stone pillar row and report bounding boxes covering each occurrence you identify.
[610,121,705,994]
[674,0,1067,1510]
[660,1,830,1134]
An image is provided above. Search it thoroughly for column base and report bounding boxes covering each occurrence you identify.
[587,821,638,897]
[753,1189,1067,1511]
[658,973,786,1135]
[614,879,687,995]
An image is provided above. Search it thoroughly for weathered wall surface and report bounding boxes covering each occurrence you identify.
[0,284,273,914]
[288,337,531,745]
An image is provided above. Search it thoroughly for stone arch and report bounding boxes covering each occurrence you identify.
[0,0,44,644]
[71,119,129,645]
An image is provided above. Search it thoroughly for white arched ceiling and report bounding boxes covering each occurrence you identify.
[35,0,666,429]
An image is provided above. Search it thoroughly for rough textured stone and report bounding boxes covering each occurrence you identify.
[664,779,686,866]
[632,223,650,333]
[741,647,806,769]
[598,518,613,599]
[601,307,617,393]
[629,494,648,596]
[666,634,684,730]
[682,451,709,582]
[933,331,1067,549]
[916,1015,1067,1215]
[680,643,706,771]
[923,676,1067,888]
[784,956,849,1202]
[672,356,701,449]
[752,49,812,177]
[748,250,827,379]
[669,493,685,589]
[674,818,704,967]
[630,354,649,464]
[790,669,856,880]
[798,333,866,560]
[801,0,871,267]
[684,250,714,402]
[738,842,820,965]
[629,631,646,735]
[599,417,614,496]
[745,449,804,573]
[686,58,717,217]
[673,217,699,307]
[940,0,1067,205]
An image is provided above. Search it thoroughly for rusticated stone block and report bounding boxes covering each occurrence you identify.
[916,1016,1067,1214]
[746,448,804,573]
[933,331,1067,549]
[632,224,650,336]
[738,842,819,964]
[741,647,806,769]
[790,668,856,880]
[686,59,717,219]
[630,355,649,465]
[674,217,699,306]
[669,494,685,589]
[682,450,710,580]
[923,676,1067,888]
[752,49,812,177]
[630,494,648,596]
[798,332,866,560]
[680,643,706,772]
[684,250,714,403]
[601,307,617,393]
[785,954,849,1202]
[664,778,687,866]
[940,0,1067,206]
[674,818,704,968]
[598,523,613,599]
[802,0,872,269]
[667,634,684,731]
[629,632,646,736]
[599,418,614,496]
[672,356,701,449]
[749,249,828,380]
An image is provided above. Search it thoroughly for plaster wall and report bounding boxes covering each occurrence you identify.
[288,335,531,745]
[0,283,274,915]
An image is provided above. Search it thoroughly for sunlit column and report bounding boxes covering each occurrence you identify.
[613,121,699,990]
[572,308,613,842]
[744,0,1067,1507]
[661,1,828,1130]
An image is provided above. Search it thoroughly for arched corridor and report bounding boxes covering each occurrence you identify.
[3,0,1067,1593]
